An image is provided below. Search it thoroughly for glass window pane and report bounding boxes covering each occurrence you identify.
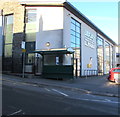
[26,9,36,23]
[105,41,109,46]
[7,15,13,24]
[76,21,80,27]
[70,18,81,76]
[71,35,75,43]
[97,36,104,74]
[25,9,37,42]
[76,26,80,33]
[110,46,113,68]
[71,23,75,31]
[26,23,36,42]
[26,53,35,64]
[71,42,75,48]
[113,69,120,72]
[105,41,110,73]
[44,55,57,65]
[25,42,35,52]
[71,30,75,36]
[71,18,75,24]
[97,37,103,46]
[4,44,12,57]
[76,32,80,38]
[4,15,13,43]
[76,38,80,45]
[76,44,80,48]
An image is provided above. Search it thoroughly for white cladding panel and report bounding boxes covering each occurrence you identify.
[36,7,63,50]
[63,8,71,48]
[63,9,71,65]
[81,24,97,76]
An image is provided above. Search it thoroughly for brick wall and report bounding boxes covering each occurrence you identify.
[0,0,25,73]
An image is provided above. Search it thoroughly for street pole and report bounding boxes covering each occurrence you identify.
[22,48,26,78]
[22,52,25,78]
[21,41,26,78]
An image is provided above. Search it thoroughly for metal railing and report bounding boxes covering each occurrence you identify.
[84,70,98,76]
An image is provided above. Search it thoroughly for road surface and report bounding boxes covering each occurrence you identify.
[2,78,119,115]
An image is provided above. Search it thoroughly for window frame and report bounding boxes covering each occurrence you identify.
[4,14,14,58]
[97,36,104,75]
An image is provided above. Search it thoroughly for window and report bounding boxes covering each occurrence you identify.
[113,69,120,72]
[4,44,12,57]
[25,42,35,64]
[25,9,36,42]
[116,53,120,57]
[70,18,81,76]
[97,36,104,75]
[25,42,35,52]
[26,9,36,23]
[70,18,81,48]
[4,15,13,57]
[26,53,35,64]
[44,55,63,65]
[110,45,113,68]
[105,41,110,74]
[25,9,36,64]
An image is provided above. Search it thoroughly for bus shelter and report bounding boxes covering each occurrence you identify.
[32,48,74,79]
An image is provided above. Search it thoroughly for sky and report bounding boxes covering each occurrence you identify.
[68,1,118,44]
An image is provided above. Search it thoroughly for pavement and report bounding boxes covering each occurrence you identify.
[1,73,120,98]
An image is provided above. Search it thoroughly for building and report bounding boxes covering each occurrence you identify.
[0,0,117,78]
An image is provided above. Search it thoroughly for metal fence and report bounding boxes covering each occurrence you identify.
[84,70,98,76]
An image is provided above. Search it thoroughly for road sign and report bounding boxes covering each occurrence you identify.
[22,49,26,52]
[87,64,92,68]
[21,41,25,49]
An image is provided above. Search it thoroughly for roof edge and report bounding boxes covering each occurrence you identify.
[19,1,117,45]
[19,0,67,5]
[64,2,117,45]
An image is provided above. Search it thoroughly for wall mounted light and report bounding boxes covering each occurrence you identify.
[45,42,50,47]
[67,13,70,16]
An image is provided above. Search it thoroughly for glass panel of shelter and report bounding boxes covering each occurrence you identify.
[35,54,42,75]
[44,55,63,65]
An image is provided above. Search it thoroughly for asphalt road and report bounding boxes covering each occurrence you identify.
[2,79,119,115]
